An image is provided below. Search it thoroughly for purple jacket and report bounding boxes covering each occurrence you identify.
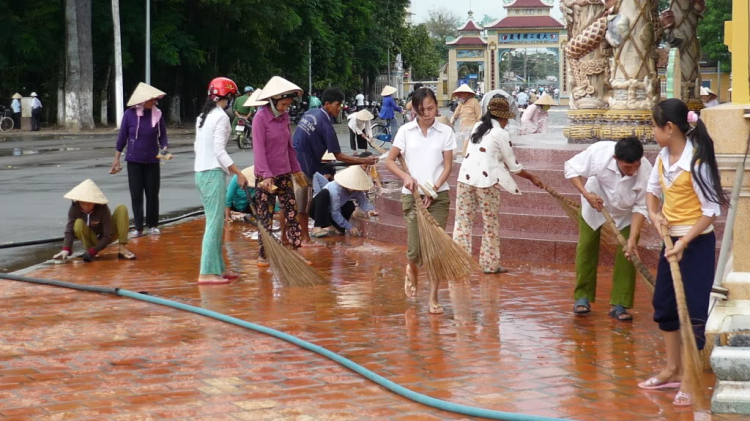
[116,108,168,164]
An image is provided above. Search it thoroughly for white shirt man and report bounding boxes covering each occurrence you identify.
[516,91,529,107]
[355,93,365,108]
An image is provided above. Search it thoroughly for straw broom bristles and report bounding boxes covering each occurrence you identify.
[543,185,656,293]
[661,226,706,411]
[246,188,328,288]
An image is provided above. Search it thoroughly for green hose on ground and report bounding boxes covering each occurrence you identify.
[0,273,571,421]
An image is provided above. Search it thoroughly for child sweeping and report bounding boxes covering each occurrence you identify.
[639,98,728,406]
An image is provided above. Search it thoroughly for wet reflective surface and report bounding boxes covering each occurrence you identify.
[0,218,745,420]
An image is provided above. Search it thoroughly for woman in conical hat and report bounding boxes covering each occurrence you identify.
[347,109,374,156]
[378,85,404,137]
[252,76,309,267]
[309,165,378,238]
[450,84,482,159]
[53,180,136,263]
[700,86,719,108]
[111,82,169,239]
[520,92,556,135]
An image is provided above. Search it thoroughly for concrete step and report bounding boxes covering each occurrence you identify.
[711,380,750,415]
[351,212,663,267]
[711,347,750,381]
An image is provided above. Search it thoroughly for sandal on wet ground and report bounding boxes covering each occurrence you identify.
[117,251,137,260]
[198,276,231,285]
[257,258,270,268]
[673,391,692,406]
[310,228,329,238]
[573,298,591,314]
[638,377,681,390]
[429,303,444,314]
[609,305,633,321]
[483,267,509,274]
[222,271,239,280]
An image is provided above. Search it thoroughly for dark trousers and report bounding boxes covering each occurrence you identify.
[127,162,161,231]
[349,129,368,151]
[31,108,41,131]
[310,189,355,231]
[652,232,716,350]
[12,112,20,130]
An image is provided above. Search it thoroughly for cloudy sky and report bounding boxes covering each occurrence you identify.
[409,0,563,24]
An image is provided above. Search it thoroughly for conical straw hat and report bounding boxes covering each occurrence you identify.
[381,85,397,96]
[241,166,256,186]
[127,82,166,106]
[243,89,268,107]
[534,93,557,106]
[334,165,373,191]
[452,84,475,95]
[257,76,303,100]
[30,92,38,97]
[322,151,336,161]
[63,179,109,204]
[12,93,21,99]
[356,109,374,121]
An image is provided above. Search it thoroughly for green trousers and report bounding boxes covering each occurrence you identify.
[74,204,129,249]
[402,191,450,266]
[196,169,227,276]
[574,210,636,308]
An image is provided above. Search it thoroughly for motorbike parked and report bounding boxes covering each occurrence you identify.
[235,117,253,149]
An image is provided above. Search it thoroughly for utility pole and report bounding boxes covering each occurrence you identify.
[145,0,151,84]
[523,50,528,88]
[112,0,124,128]
[387,43,391,88]
[308,40,312,99]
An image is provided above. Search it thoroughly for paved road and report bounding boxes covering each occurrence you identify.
[0,107,570,272]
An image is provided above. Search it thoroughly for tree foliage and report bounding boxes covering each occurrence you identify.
[697,0,731,72]
[401,24,442,81]
[0,0,411,126]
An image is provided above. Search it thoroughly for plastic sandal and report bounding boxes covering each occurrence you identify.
[483,267,509,274]
[638,377,681,390]
[429,303,444,314]
[609,305,633,321]
[573,298,591,314]
[673,391,692,406]
[117,252,137,260]
[404,265,417,299]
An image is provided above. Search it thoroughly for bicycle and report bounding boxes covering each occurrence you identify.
[370,112,406,149]
[0,106,14,132]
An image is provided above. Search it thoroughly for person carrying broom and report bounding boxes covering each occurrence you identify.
[564,136,652,321]
[385,88,456,315]
[640,99,727,407]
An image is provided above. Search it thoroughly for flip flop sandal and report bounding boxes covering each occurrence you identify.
[117,252,137,260]
[198,277,231,285]
[673,391,692,406]
[257,259,270,268]
[222,271,239,280]
[638,377,681,390]
[483,267,509,274]
[404,265,417,299]
[310,230,329,238]
[573,298,591,314]
[609,305,633,321]
[429,304,444,314]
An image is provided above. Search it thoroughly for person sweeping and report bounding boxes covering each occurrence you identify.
[453,97,543,274]
[347,109,374,156]
[565,136,652,321]
[639,99,727,407]
[53,179,136,263]
[520,92,555,135]
[385,88,456,315]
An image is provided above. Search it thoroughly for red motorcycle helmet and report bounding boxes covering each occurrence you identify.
[207,77,239,100]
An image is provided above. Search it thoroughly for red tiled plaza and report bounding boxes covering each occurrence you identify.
[0,215,747,420]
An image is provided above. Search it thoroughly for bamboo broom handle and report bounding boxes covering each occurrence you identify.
[393,154,443,228]
[601,208,656,292]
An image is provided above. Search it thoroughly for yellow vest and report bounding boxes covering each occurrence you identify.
[657,156,703,226]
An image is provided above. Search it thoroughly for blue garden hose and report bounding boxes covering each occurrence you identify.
[0,273,571,421]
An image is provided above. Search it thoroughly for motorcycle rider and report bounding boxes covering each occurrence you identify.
[233,86,254,132]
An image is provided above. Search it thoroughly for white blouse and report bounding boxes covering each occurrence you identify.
[194,108,234,173]
[458,120,522,193]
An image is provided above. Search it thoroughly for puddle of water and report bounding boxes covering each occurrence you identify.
[0,147,86,157]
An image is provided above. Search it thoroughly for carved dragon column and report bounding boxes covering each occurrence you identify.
[661,0,705,110]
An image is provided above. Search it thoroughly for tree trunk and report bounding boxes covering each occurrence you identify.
[77,0,94,129]
[57,49,66,126]
[169,75,182,126]
[64,0,82,131]
[100,59,111,126]
[112,0,124,128]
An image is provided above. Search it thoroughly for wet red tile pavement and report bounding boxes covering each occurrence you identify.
[1,218,747,420]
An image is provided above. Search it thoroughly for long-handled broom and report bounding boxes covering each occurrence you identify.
[660,226,706,411]
[244,187,328,288]
[543,185,656,293]
[396,155,480,284]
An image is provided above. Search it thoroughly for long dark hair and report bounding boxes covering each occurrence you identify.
[652,98,728,206]
[411,88,437,117]
[470,112,494,144]
[198,98,218,129]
